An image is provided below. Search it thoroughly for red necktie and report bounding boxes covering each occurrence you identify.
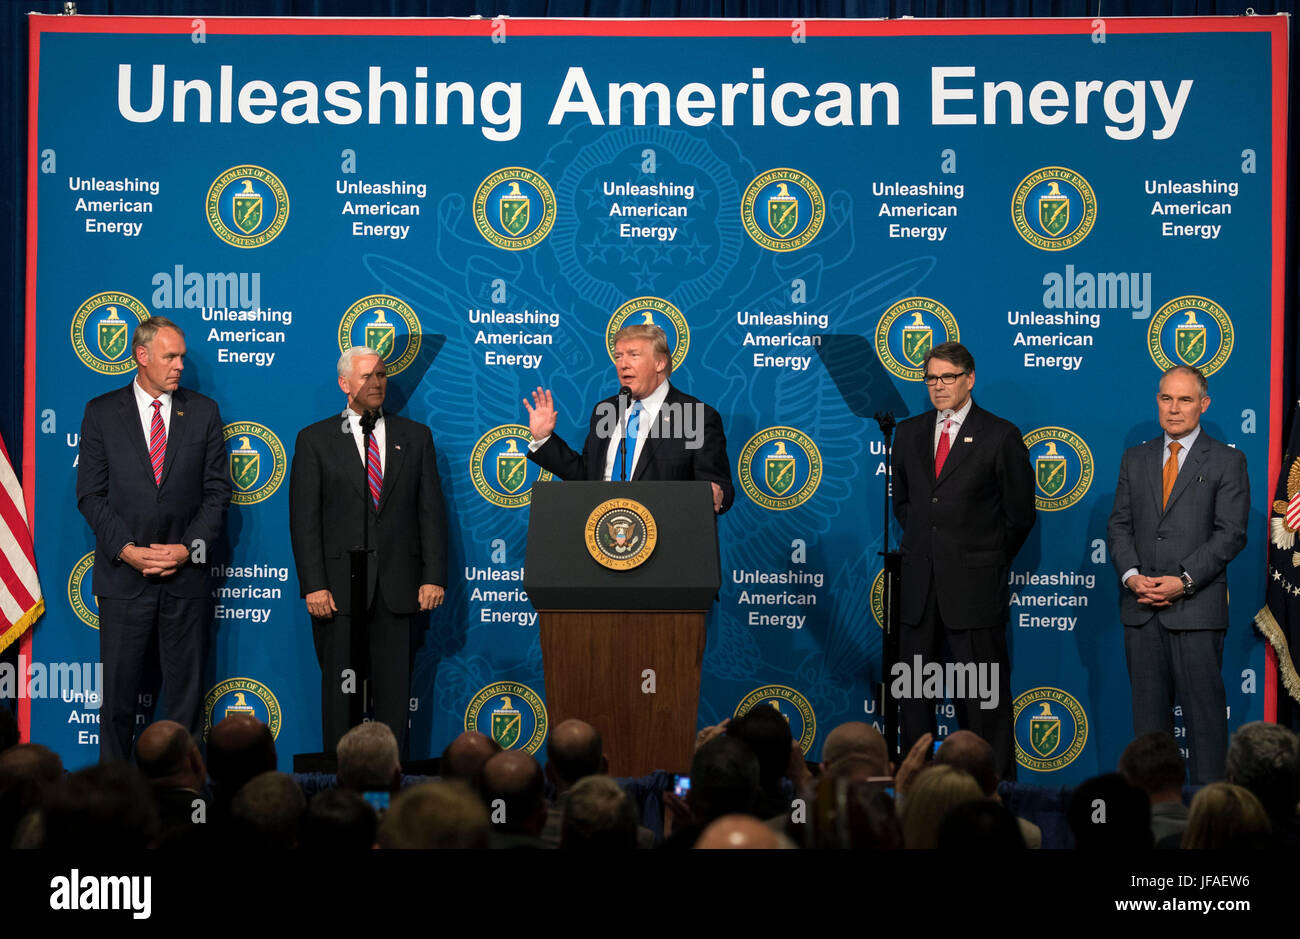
[366,431,382,509]
[934,418,952,478]
[149,400,166,486]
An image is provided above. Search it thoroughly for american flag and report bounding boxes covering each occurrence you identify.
[0,434,43,652]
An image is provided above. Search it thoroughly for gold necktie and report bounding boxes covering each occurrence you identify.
[1162,441,1182,509]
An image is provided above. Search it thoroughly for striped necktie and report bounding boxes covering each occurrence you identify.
[149,399,166,486]
[366,429,382,509]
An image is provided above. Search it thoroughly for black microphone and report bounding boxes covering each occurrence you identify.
[360,409,380,436]
[618,386,632,482]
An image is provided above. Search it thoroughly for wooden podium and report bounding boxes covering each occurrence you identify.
[524,481,720,777]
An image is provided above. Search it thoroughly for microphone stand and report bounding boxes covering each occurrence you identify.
[618,386,632,481]
[873,411,902,766]
[347,408,379,742]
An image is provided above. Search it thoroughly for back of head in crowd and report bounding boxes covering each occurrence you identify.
[378,780,489,849]
[935,730,998,797]
[229,771,306,849]
[1225,721,1300,822]
[726,705,793,794]
[207,715,277,804]
[690,736,760,824]
[481,750,547,836]
[135,720,205,791]
[937,800,1026,850]
[795,776,902,849]
[821,722,889,779]
[696,814,795,849]
[901,764,983,849]
[1117,732,1186,798]
[1067,773,1152,850]
[0,743,64,848]
[37,762,160,849]
[300,789,378,850]
[439,731,501,792]
[1183,783,1272,849]
[337,721,401,793]
[546,719,606,790]
[561,775,636,849]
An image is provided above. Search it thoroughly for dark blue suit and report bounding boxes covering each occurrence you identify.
[76,382,230,762]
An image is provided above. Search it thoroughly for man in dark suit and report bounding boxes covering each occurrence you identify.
[522,324,733,513]
[76,317,230,763]
[892,341,1036,779]
[289,346,447,754]
[1107,365,1249,785]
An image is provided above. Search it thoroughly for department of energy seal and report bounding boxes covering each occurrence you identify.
[67,551,98,630]
[223,421,287,505]
[1013,686,1088,772]
[606,297,690,372]
[339,295,422,376]
[1147,296,1234,377]
[1022,426,1093,512]
[735,685,817,755]
[741,168,825,252]
[870,569,886,629]
[71,292,149,375]
[464,681,548,753]
[206,165,289,248]
[874,297,960,381]
[203,678,282,739]
[738,427,823,510]
[469,424,554,508]
[473,167,557,250]
[585,498,658,571]
[1011,167,1097,251]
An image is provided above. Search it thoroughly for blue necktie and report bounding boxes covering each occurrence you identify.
[621,401,642,480]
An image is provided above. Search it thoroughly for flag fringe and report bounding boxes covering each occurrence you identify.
[0,597,43,655]
[1255,604,1300,704]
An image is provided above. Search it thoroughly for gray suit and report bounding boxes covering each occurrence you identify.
[1106,430,1249,784]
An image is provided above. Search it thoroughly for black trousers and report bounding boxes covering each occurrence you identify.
[312,580,421,755]
[1124,620,1226,786]
[98,589,206,763]
[897,585,1015,780]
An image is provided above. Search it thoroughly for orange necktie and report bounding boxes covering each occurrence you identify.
[1162,441,1182,509]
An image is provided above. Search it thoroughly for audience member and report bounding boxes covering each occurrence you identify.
[1182,782,1272,849]
[36,762,160,849]
[0,743,63,848]
[726,706,796,819]
[937,729,1042,848]
[229,771,307,849]
[901,764,983,849]
[937,800,1026,850]
[1224,721,1300,849]
[482,750,551,848]
[696,813,794,849]
[337,721,402,795]
[561,775,637,850]
[1117,731,1188,847]
[1067,773,1152,850]
[439,731,500,793]
[206,714,277,816]
[300,789,379,850]
[661,736,760,849]
[378,780,489,849]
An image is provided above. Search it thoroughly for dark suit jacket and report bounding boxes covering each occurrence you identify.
[288,412,447,616]
[1106,430,1249,629]
[892,401,1036,629]
[526,384,735,514]
[76,382,230,599]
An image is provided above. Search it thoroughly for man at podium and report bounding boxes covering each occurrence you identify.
[523,324,734,514]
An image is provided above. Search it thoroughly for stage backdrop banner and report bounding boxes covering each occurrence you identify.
[23,14,1287,784]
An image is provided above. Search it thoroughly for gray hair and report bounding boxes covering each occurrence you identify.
[1225,721,1300,818]
[338,345,381,379]
[336,721,400,791]
[1160,364,1209,398]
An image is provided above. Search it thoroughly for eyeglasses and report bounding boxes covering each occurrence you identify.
[923,371,968,386]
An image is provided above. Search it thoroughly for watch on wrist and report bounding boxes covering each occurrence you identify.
[1179,571,1195,597]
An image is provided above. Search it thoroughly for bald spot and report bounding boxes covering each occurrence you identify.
[696,814,783,849]
[136,721,190,775]
[823,722,888,776]
[935,730,998,796]
[444,731,499,780]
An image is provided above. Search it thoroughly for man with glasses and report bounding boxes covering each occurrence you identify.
[891,342,1036,778]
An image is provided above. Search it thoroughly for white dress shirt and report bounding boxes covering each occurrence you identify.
[343,407,386,474]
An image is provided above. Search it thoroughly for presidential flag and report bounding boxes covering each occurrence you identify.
[1256,402,1300,711]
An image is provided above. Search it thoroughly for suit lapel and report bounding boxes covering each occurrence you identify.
[934,404,982,488]
[1162,433,1208,514]
[377,418,406,513]
[116,382,155,482]
[1146,438,1166,514]
[338,414,368,502]
[157,389,189,488]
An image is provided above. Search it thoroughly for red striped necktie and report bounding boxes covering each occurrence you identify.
[366,430,382,509]
[149,399,166,486]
